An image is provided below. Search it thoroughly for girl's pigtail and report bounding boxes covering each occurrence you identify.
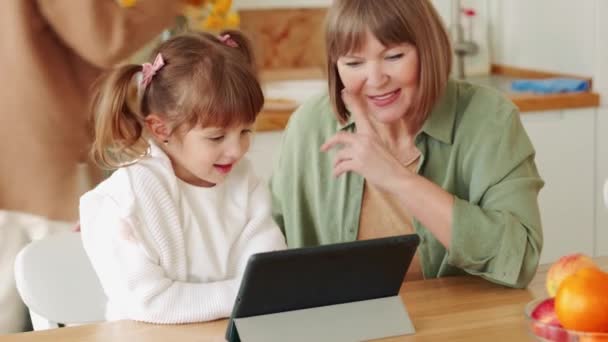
[90,64,149,169]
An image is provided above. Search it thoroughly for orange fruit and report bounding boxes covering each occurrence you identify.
[579,336,608,342]
[555,267,608,333]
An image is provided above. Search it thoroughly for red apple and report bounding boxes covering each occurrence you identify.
[546,253,597,297]
[532,298,561,325]
[531,298,569,342]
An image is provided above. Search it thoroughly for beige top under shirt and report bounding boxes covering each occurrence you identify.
[357,155,424,282]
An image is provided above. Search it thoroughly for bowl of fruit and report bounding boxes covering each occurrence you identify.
[526,253,608,341]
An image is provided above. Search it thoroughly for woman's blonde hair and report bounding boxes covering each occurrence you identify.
[325,0,452,133]
[90,30,263,169]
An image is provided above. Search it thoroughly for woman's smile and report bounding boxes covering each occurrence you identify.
[367,89,401,108]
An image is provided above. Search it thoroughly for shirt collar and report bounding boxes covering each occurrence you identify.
[420,79,458,145]
[336,79,458,145]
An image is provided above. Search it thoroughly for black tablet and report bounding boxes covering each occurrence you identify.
[225,234,420,342]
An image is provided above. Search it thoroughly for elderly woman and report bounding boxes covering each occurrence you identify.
[270,0,544,288]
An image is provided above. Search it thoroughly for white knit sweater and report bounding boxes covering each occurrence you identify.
[79,143,286,324]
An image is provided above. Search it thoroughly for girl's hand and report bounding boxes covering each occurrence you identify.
[320,90,413,193]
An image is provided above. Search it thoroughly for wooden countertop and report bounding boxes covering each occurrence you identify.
[5,256,607,342]
[255,65,600,132]
[490,64,600,112]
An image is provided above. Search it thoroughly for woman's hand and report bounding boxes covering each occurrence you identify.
[320,90,412,193]
[322,89,454,247]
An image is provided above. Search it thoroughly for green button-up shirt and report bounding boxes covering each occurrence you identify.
[270,79,544,288]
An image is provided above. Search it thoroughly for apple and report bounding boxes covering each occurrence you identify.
[532,298,561,325]
[546,253,597,297]
[530,298,569,342]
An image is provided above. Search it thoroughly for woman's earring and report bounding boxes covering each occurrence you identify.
[163,140,169,146]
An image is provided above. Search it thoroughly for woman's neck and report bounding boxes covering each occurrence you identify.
[371,118,416,150]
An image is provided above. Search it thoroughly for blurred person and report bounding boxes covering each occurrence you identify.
[0,0,183,333]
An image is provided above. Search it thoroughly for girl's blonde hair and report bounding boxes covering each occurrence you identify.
[90,30,263,169]
[325,0,452,133]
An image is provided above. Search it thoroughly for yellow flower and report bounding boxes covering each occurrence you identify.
[178,0,236,32]
[225,12,240,28]
[117,0,137,8]
[212,0,232,16]
[201,14,225,30]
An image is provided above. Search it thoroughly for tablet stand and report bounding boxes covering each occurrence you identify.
[231,295,414,342]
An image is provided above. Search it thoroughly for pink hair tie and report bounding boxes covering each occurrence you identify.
[218,34,239,48]
[140,53,165,89]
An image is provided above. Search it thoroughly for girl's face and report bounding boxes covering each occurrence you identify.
[166,123,253,187]
[336,30,420,124]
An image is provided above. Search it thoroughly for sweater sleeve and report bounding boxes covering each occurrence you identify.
[79,191,239,324]
[446,109,544,288]
[37,0,179,67]
[232,177,287,276]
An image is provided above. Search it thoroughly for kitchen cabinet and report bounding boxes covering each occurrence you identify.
[521,108,596,264]
[595,108,608,257]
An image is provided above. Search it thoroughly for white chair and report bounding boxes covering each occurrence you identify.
[14,231,107,330]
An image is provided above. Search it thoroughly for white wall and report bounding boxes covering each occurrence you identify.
[490,0,596,77]
[594,0,608,104]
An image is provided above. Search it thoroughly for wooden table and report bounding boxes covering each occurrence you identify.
[4,256,607,342]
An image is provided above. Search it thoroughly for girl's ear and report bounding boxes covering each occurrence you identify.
[144,114,171,142]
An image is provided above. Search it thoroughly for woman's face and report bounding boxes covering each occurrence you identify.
[337,30,420,124]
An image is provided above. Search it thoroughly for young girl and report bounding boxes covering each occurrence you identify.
[79,30,286,324]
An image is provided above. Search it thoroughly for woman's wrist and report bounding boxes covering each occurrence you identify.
[386,164,418,195]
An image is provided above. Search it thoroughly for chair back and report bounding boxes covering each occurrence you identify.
[14,231,106,330]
